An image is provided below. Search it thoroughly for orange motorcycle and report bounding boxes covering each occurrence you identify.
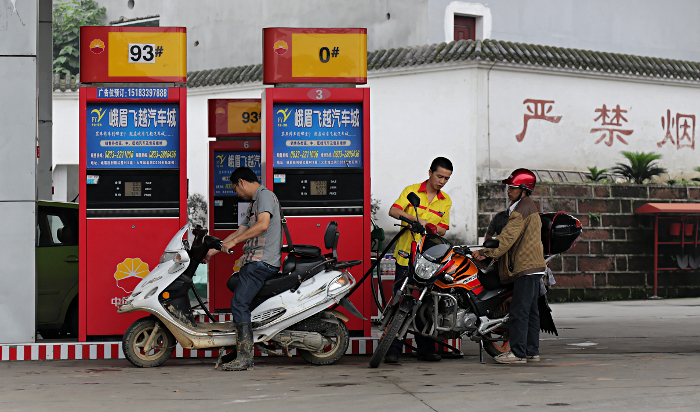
[369,193,581,368]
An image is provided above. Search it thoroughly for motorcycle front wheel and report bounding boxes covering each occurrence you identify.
[122,317,176,368]
[298,316,350,365]
[369,309,408,368]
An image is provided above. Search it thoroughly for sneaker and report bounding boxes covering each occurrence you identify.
[494,351,526,364]
[527,355,540,362]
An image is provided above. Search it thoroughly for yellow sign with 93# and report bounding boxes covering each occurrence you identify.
[227,102,262,134]
[107,32,186,78]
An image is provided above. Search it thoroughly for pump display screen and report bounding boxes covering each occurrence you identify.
[86,103,180,169]
[125,182,142,196]
[272,103,362,168]
[310,180,327,195]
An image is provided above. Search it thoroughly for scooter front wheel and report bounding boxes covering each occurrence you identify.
[122,317,176,368]
[369,309,407,368]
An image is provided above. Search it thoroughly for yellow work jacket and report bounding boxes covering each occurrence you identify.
[391,181,451,266]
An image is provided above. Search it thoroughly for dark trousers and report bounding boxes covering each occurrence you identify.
[509,274,541,359]
[389,264,436,355]
[231,261,279,323]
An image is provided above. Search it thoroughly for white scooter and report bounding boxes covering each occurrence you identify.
[118,221,363,368]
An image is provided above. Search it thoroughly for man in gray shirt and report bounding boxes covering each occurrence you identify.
[206,166,282,371]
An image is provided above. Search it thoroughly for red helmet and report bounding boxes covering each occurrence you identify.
[502,168,536,194]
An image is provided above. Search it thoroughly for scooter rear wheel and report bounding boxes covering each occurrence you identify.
[298,317,349,365]
[123,317,176,368]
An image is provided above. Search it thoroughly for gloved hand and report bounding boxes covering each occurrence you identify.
[425,223,438,235]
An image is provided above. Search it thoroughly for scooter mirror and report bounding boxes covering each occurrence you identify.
[483,238,500,249]
[407,192,421,209]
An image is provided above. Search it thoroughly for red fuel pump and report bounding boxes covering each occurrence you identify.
[207,140,262,311]
[78,26,188,340]
[261,27,371,336]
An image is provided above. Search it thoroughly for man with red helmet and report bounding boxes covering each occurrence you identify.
[473,168,546,364]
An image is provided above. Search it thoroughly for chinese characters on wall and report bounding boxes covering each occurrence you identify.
[513,99,695,150]
[515,99,562,142]
[590,104,633,146]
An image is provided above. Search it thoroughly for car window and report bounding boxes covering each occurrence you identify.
[37,206,78,247]
[49,215,65,244]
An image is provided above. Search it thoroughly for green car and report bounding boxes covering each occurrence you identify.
[36,201,79,338]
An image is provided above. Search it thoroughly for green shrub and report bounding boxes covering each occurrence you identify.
[611,151,666,184]
[586,166,608,182]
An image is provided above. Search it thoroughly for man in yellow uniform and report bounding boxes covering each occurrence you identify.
[385,157,453,363]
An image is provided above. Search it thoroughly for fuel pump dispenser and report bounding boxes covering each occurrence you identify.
[78,26,188,340]
[207,98,263,311]
[261,28,371,335]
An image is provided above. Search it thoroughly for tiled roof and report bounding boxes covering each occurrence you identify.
[53,39,700,91]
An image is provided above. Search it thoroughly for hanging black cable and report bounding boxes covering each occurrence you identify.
[334,227,407,313]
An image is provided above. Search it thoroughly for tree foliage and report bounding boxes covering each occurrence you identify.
[187,193,208,228]
[53,0,106,76]
[611,151,666,184]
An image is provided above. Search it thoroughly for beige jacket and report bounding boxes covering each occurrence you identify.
[482,196,546,284]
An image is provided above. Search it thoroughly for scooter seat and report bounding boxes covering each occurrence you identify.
[226,255,327,301]
[282,244,322,258]
[227,271,300,301]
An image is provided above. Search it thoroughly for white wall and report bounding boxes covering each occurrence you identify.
[52,93,80,168]
[483,67,700,181]
[97,0,700,72]
[53,64,700,246]
[368,68,479,244]
[101,0,430,72]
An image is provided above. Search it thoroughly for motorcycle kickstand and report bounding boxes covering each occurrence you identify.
[214,347,226,369]
[479,340,485,364]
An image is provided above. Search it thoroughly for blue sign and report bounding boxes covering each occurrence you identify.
[86,103,179,169]
[213,151,262,196]
[96,87,169,99]
[272,103,362,168]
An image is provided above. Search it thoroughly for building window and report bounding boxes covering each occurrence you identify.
[444,2,491,42]
[454,15,476,41]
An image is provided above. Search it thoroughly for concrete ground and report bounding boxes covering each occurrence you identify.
[1,298,700,412]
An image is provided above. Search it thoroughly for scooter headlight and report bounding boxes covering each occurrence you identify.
[328,274,352,293]
[159,252,177,263]
[414,254,441,280]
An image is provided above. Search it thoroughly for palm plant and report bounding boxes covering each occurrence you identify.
[611,151,666,184]
[586,166,608,182]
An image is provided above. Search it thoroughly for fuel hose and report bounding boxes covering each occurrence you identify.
[334,227,407,313]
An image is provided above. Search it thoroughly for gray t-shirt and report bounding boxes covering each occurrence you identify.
[239,185,282,268]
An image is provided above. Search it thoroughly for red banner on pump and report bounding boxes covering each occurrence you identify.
[80,26,187,83]
[263,27,367,84]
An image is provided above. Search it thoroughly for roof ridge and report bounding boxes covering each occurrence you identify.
[53,39,700,91]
